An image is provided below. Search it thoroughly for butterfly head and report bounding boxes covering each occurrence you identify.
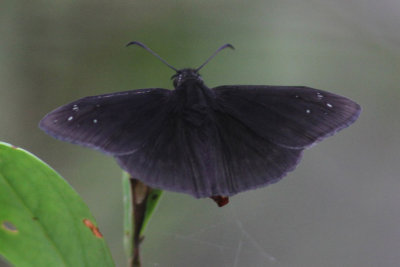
[171,68,203,88]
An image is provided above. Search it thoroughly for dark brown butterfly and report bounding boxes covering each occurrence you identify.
[40,42,361,199]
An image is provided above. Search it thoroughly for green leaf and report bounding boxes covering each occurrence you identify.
[140,187,163,237]
[0,142,114,267]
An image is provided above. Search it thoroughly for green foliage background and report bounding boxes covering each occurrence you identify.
[1,0,399,266]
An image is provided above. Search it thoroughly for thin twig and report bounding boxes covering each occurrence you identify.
[129,178,151,267]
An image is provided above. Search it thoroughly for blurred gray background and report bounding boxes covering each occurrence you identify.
[1,0,399,266]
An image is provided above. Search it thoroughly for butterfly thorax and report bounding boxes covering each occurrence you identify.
[171,69,215,127]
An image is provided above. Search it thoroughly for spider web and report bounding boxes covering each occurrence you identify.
[144,200,278,267]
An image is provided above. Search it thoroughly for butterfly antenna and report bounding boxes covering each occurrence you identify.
[126,41,178,72]
[195,43,235,72]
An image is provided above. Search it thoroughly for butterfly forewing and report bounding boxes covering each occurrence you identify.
[213,85,361,149]
[39,88,171,155]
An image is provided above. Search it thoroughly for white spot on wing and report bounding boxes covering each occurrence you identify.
[306,109,311,114]
[67,116,73,121]
[100,92,130,98]
[93,119,98,124]
[135,89,152,94]
[72,105,79,111]
[317,93,324,99]
[327,103,333,108]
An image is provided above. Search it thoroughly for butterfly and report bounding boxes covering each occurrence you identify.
[39,42,361,200]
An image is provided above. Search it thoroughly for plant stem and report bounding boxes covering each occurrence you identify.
[123,172,163,267]
[129,178,150,267]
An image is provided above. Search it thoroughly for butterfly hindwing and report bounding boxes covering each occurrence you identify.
[39,88,171,155]
[209,109,304,196]
[116,107,212,197]
[213,85,361,149]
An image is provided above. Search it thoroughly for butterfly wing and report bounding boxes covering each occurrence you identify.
[39,88,172,155]
[41,84,360,198]
[213,85,361,149]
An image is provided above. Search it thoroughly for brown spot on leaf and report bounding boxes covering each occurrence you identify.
[83,219,103,238]
[2,221,18,233]
[210,196,229,207]
[11,145,18,149]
